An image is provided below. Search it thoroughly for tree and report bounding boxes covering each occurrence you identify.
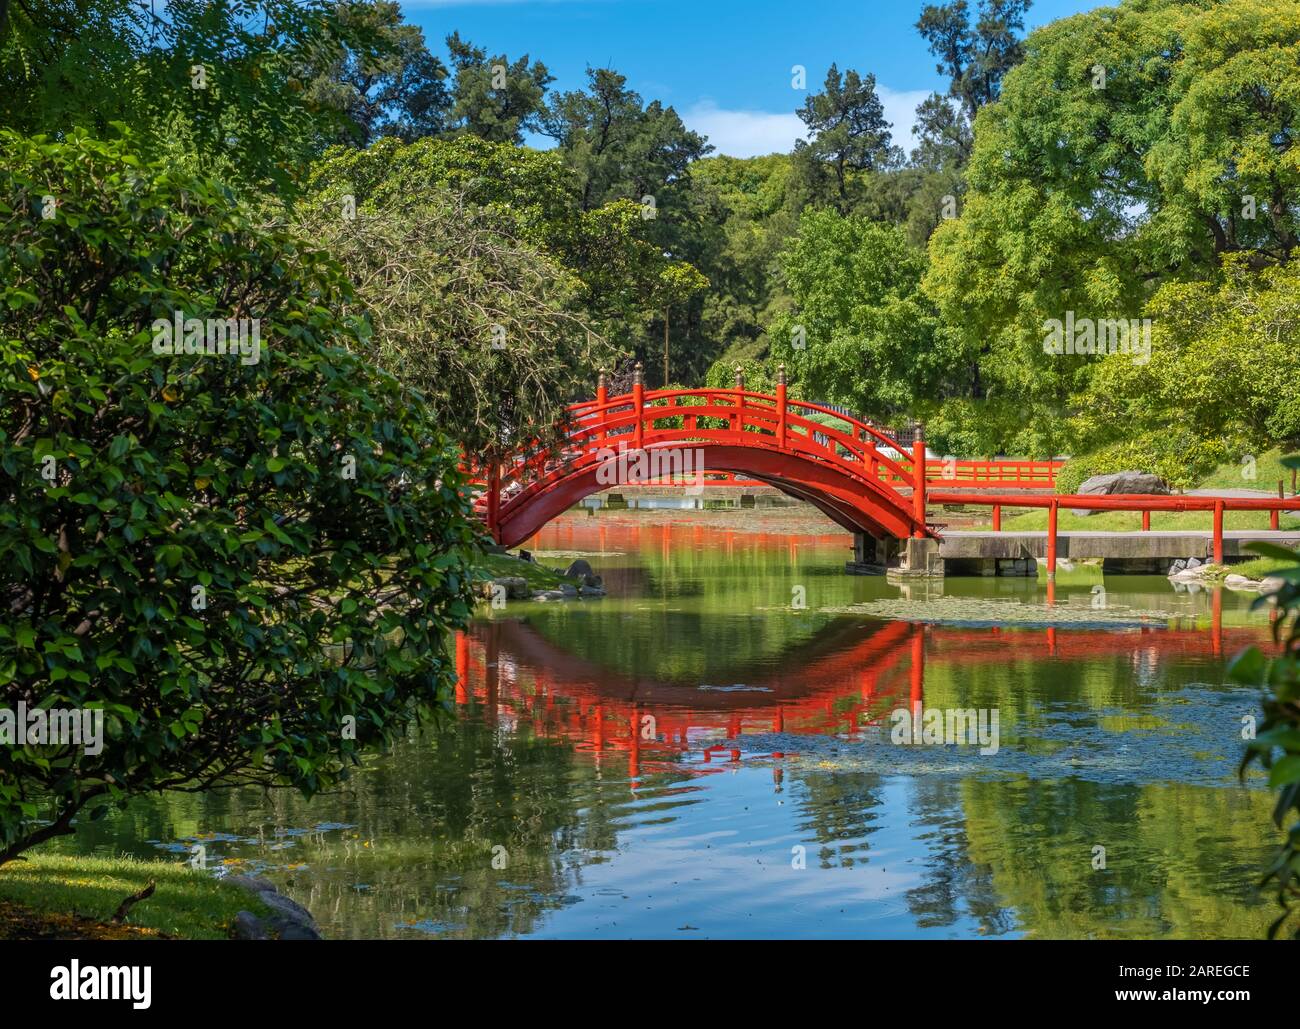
[768,211,958,423]
[792,64,901,213]
[0,131,479,865]
[295,180,619,455]
[301,134,672,361]
[444,31,552,144]
[542,67,712,215]
[304,0,450,145]
[0,0,377,196]
[924,0,1300,454]
[1067,256,1300,487]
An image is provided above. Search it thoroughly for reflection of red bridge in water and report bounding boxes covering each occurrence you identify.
[451,612,1263,780]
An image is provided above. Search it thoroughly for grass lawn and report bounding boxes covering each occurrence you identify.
[0,853,270,940]
[479,551,573,590]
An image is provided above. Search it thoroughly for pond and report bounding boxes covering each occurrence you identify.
[62,506,1282,938]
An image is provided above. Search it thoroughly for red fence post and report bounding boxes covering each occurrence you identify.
[486,458,501,543]
[1213,498,1224,565]
[1276,482,1284,530]
[595,369,608,443]
[632,362,644,451]
[1046,499,1058,582]
[776,363,787,450]
[734,365,745,436]
[1142,510,1150,532]
[992,504,1001,532]
[912,440,927,537]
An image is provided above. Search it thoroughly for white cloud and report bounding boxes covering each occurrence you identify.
[684,86,933,160]
[682,102,806,159]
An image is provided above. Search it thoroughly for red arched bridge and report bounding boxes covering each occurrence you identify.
[469,366,1061,553]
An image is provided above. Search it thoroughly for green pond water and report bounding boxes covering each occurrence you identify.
[60,507,1283,938]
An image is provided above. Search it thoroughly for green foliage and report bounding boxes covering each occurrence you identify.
[792,64,901,212]
[0,131,478,864]
[0,0,370,196]
[295,184,615,455]
[768,210,958,422]
[925,0,1300,450]
[303,0,451,145]
[444,31,552,144]
[1233,518,1300,938]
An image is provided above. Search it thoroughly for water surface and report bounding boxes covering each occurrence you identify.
[64,508,1282,938]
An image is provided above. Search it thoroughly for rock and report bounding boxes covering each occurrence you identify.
[563,559,595,580]
[582,573,603,589]
[1076,471,1170,516]
[268,917,322,941]
[225,875,321,941]
[1185,556,1201,569]
[498,576,530,600]
[1223,574,1255,590]
[558,583,578,597]
[517,549,534,563]
[232,910,269,940]
[225,874,277,896]
[1169,559,1187,575]
[259,890,317,927]
[1262,576,1286,593]
[579,585,607,597]
[534,590,567,601]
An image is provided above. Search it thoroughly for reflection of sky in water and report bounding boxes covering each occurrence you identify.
[58,511,1284,939]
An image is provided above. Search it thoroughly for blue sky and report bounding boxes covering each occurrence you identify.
[398,0,1101,156]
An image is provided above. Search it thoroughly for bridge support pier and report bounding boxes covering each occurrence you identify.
[890,537,944,579]
[846,532,896,574]
[846,534,943,578]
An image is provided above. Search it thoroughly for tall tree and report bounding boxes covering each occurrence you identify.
[444,31,551,144]
[792,64,900,213]
[305,0,450,145]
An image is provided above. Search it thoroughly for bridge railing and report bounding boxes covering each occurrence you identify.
[928,489,1300,572]
[467,368,1060,542]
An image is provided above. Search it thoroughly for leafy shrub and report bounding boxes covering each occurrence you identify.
[0,131,478,864]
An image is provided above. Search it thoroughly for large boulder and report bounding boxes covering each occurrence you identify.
[1075,471,1169,516]
[563,559,595,580]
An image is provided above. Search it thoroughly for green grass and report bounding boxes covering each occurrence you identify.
[0,853,271,940]
[1231,550,1298,581]
[479,551,571,590]
[1196,447,1299,493]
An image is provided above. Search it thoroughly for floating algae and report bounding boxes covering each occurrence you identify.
[821,595,1184,630]
[720,686,1265,788]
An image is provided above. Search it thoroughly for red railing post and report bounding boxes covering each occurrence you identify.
[912,440,927,537]
[776,363,787,450]
[486,457,501,543]
[1213,498,1224,565]
[1275,482,1284,530]
[632,362,644,451]
[992,504,1001,532]
[1142,510,1150,532]
[595,369,608,443]
[733,365,745,436]
[1046,499,1058,582]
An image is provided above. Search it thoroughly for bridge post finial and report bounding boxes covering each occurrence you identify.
[633,361,644,387]
[734,364,745,390]
[777,363,786,386]
[598,368,608,391]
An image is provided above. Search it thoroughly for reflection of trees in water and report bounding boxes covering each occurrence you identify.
[62,709,636,939]
[792,771,888,869]
[959,778,1278,939]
